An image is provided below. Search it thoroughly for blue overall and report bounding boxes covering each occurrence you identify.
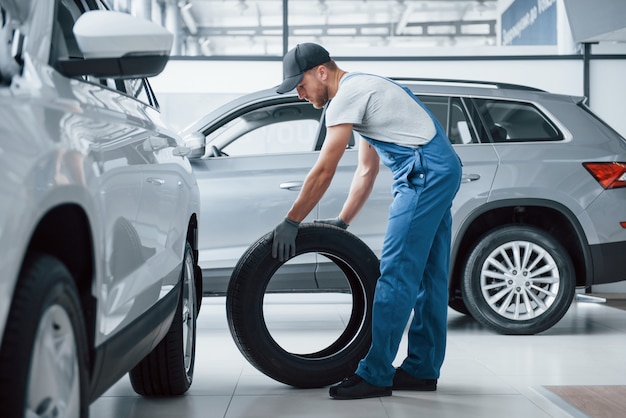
[352,79,462,387]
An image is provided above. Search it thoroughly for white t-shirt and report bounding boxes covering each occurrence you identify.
[325,73,436,147]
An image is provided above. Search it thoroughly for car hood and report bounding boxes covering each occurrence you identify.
[0,0,31,23]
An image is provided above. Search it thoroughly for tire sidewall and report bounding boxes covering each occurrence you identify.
[0,254,88,418]
[226,223,380,388]
[128,242,197,396]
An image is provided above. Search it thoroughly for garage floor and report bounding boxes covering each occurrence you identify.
[90,293,626,418]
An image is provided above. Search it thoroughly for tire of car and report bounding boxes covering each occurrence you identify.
[129,242,197,396]
[448,296,471,316]
[226,223,380,388]
[194,263,203,315]
[462,225,575,335]
[0,253,89,418]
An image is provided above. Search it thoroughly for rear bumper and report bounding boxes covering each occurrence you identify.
[590,240,626,285]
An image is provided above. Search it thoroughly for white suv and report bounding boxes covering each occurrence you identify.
[0,1,201,417]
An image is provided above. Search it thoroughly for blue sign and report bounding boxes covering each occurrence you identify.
[501,0,557,46]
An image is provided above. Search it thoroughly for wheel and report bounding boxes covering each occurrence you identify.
[462,225,575,335]
[0,253,89,418]
[129,242,197,396]
[226,223,380,388]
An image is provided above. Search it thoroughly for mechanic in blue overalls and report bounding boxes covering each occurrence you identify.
[272,43,462,400]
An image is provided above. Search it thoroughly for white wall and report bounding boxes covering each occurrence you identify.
[589,59,626,133]
[151,57,625,138]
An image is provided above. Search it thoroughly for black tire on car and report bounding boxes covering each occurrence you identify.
[448,296,471,316]
[0,253,89,418]
[226,223,380,388]
[462,225,575,335]
[129,242,198,396]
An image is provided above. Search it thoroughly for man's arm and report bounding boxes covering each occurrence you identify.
[286,123,354,222]
[338,137,380,224]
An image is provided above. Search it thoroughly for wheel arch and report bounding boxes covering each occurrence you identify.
[25,204,97,370]
[449,199,592,303]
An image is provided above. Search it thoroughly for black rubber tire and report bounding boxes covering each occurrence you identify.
[462,225,575,335]
[194,263,203,315]
[226,223,380,388]
[448,297,471,316]
[129,242,197,396]
[0,253,89,418]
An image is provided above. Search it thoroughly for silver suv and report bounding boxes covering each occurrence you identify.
[0,1,201,416]
[183,77,626,336]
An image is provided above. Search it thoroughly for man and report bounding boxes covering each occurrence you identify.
[272,43,462,400]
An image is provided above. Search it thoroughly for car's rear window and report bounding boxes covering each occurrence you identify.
[472,98,563,143]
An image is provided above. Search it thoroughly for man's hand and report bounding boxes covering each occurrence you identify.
[314,216,349,229]
[272,218,300,261]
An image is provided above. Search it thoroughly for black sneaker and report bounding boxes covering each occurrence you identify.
[392,368,437,391]
[329,375,392,400]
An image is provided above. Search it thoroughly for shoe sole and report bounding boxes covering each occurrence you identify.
[330,390,392,400]
[392,386,436,391]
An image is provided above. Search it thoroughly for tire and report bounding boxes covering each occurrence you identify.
[462,225,575,335]
[448,297,471,316]
[194,264,203,315]
[226,223,380,388]
[129,242,197,396]
[0,253,89,418]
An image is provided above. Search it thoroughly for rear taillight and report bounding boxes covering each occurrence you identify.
[583,162,626,189]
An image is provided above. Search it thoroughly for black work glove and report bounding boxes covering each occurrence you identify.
[314,216,349,230]
[272,218,300,261]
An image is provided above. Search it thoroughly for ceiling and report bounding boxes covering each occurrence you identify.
[117,0,500,56]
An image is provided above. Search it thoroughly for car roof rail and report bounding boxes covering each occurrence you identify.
[390,77,545,92]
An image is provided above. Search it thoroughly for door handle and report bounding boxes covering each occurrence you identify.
[146,177,165,186]
[280,181,303,191]
[461,173,480,183]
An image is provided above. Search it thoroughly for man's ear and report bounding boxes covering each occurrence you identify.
[316,64,328,81]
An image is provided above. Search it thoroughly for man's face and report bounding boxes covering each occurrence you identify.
[295,67,328,109]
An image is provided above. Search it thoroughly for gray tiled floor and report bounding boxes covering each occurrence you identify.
[90,294,626,418]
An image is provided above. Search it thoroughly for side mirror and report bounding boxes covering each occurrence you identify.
[57,10,173,79]
[182,132,207,159]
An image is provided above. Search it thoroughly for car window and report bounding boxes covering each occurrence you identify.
[472,98,563,142]
[208,103,322,156]
[417,95,479,144]
[119,78,159,108]
[222,119,319,156]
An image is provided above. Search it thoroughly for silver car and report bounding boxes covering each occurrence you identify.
[0,1,201,416]
[183,77,626,335]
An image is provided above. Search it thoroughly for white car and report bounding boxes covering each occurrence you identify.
[0,1,201,417]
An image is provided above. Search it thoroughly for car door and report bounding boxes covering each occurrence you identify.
[192,98,324,292]
[441,96,500,245]
[123,78,190,305]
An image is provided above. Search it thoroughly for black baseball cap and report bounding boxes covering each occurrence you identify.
[276,43,331,94]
